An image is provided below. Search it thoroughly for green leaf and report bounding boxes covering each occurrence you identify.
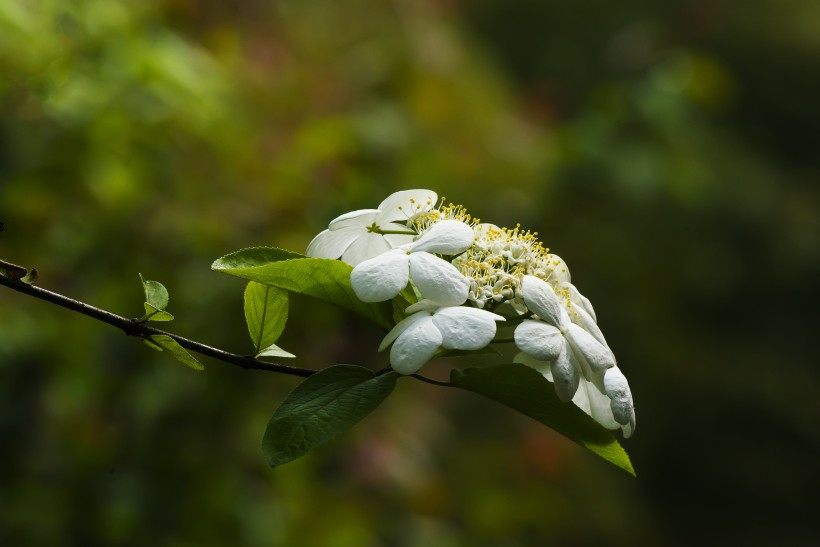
[142,338,163,351]
[212,247,393,329]
[20,268,38,285]
[244,281,288,354]
[263,365,397,467]
[257,343,296,359]
[212,246,304,268]
[145,334,204,371]
[450,363,635,475]
[140,274,169,310]
[141,303,175,322]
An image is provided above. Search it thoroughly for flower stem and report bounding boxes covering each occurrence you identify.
[372,229,417,236]
[410,373,452,387]
[0,273,317,377]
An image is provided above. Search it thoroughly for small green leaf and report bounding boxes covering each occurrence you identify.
[20,268,38,285]
[145,334,204,371]
[244,281,288,353]
[140,274,169,310]
[141,303,175,322]
[450,363,635,475]
[212,247,393,329]
[257,343,296,359]
[263,365,397,467]
[142,338,163,351]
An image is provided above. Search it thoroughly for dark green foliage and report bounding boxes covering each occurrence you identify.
[452,364,634,475]
[263,365,397,467]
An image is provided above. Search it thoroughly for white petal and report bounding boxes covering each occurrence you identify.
[561,282,596,322]
[389,316,442,375]
[340,231,392,266]
[545,254,571,284]
[620,421,635,439]
[408,251,469,305]
[376,190,438,223]
[566,323,616,374]
[383,233,416,248]
[513,320,563,361]
[569,304,609,350]
[404,299,440,315]
[328,209,381,230]
[306,227,361,259]
[573,379,619,430]
[551,343,580,402]
[432,307,504,350]
[604,367,636,437]
[571,376,591,415]
[381,221,416,249]
[350,250,410,302]
[521,275,564,327]
[410,220,475,255]
[378,310,432,352]
[514,352,553,380]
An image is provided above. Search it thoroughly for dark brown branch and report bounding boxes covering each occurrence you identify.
[0,274,316,378]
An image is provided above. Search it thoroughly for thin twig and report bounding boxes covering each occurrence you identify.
[411,373,452,387]
[0,274,317,378]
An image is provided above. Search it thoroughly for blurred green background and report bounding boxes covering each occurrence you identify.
[1,1,818,545]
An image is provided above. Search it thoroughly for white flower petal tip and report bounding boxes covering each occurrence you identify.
[377,190,438,223]
[389,316,442,375]
[521,275,564,327]
[604,367,636,437]
[328,209,382,229]
[350,250,410,302]
[411,219,475,255]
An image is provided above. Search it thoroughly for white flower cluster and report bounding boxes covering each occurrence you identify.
[307,190,635,437]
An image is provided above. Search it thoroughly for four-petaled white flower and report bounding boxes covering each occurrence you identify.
[513,275,635,437]
[350,219,475,305]
[379,300,505,375]
[306,189,437,266]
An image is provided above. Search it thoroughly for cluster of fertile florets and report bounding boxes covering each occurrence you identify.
[452,223,551,310]
[306,189,635,437]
